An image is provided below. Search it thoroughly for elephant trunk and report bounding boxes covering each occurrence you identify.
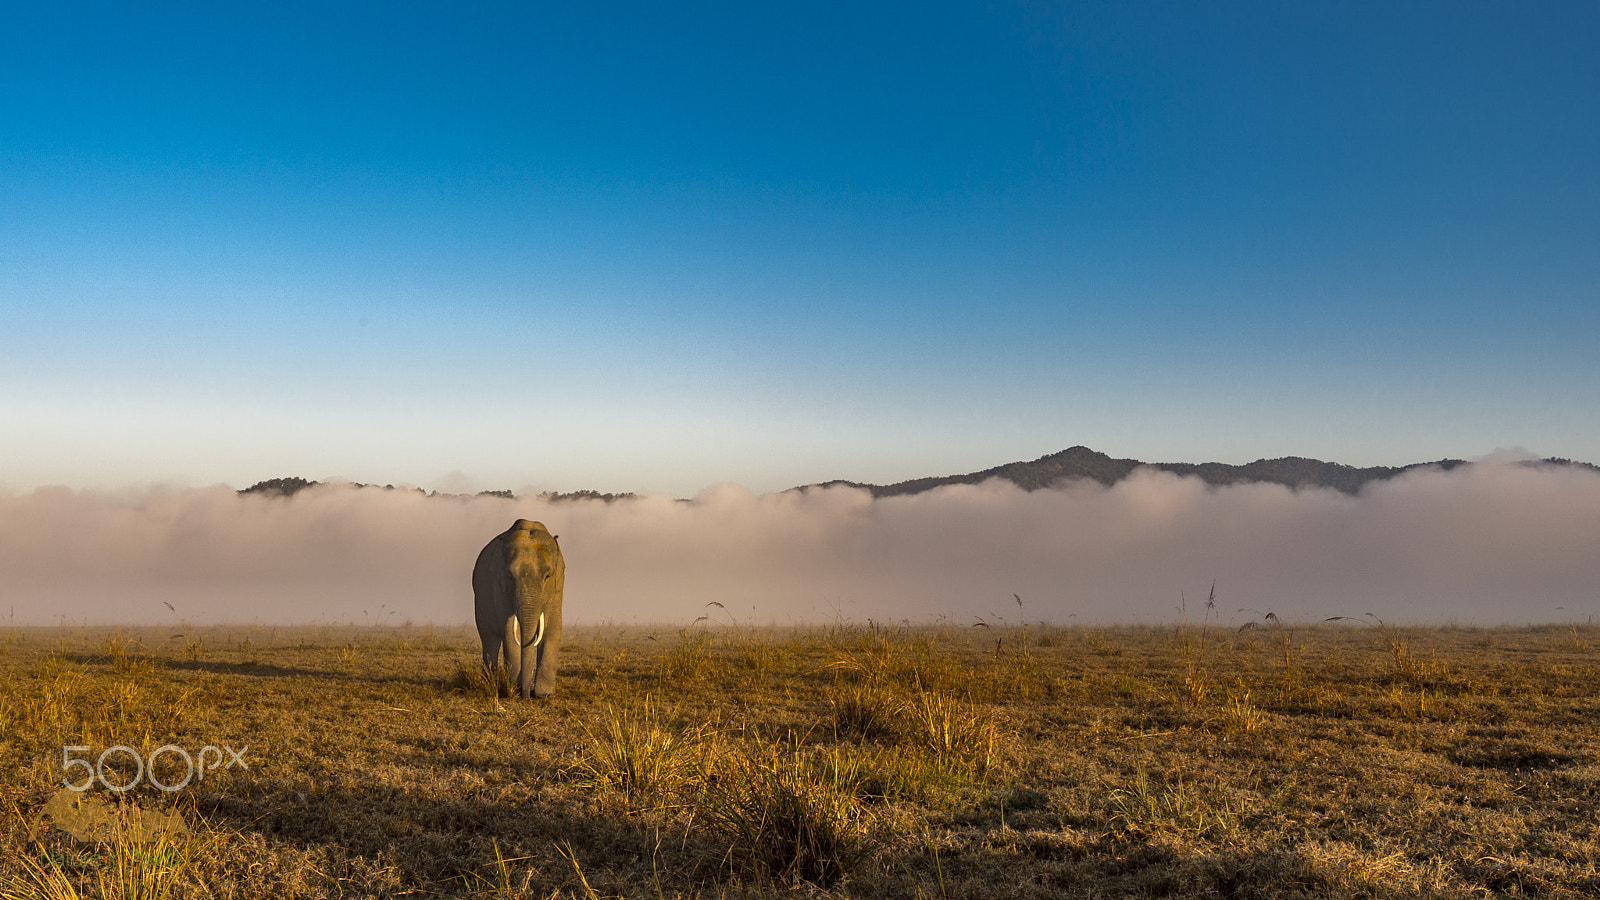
[518,611,546,699]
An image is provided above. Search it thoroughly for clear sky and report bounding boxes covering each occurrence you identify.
[3,1,1597,495]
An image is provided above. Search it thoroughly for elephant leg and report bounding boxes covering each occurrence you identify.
[531,642,550,698]
[530,619,558,698]
[519,613,547,699]
[477,615,501,672]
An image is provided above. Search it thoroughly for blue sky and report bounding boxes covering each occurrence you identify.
[3,1,1597,495]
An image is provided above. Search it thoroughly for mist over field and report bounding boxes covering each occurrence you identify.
[2,462,1597,628]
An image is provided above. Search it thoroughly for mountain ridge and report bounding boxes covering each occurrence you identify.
[799,445,1599,498]
[238,447,1599,500]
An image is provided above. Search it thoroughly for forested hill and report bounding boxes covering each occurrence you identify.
[236,478,634,503]
[238,447,1598,501]
[802,446,1599,498]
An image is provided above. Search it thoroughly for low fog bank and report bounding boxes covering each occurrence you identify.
[2,463,1596,627]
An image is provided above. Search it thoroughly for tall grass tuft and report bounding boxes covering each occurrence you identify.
[20,657,85,742]
[663,629,712,682]
[733,638,788,678]
[96,822,197,900]
[0,802,219,900]
[828,683,899,742]
[901,691,998,777]
[103,633,158,678]
[0,843,82,900]
[1215,690,1266,734]
[697,743,870,887]
[1183,664,1210,706]
[844,746,962,803]
[450,658,513,699]
[572,698,711,807]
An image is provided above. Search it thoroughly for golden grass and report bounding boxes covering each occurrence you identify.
[0,797,222,900]
[2,621,1600,897]
[694,742,870,887]
[571,697,714,809]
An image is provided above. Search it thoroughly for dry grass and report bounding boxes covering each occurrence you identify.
[826,683,899,742]
[694,743,871,887]
[3,620,1600,897]
[570,697,714,809]
[899,690,998,776]
[0,794,222,900]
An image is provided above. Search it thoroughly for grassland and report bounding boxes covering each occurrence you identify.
[3,616,1600,898]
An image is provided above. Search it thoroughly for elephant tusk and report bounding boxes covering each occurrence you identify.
[521,612,545,649]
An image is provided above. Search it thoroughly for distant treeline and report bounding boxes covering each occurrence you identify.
[239,445,1599,503]
[236,478,636,503]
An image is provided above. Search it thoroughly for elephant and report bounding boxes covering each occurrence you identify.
[473,519,565,698]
